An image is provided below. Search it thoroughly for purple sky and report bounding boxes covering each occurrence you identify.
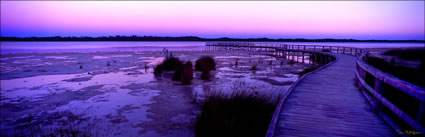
[1,1,424,40]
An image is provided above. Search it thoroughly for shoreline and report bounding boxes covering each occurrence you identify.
[0,50,309,136]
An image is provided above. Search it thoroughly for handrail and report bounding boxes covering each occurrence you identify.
[205,42,425,136]
[356,49,425,135]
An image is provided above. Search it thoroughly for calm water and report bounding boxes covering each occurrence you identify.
[1,41,424,54]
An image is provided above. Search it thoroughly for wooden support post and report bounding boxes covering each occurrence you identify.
[325,55,328,63]
[302,52,305,63]
[417,102,425,123]
[296,52,298,63]
[374,79,384,112]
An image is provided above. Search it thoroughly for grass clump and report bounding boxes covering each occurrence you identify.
[382,48,425,61]
[182,61,194,85]
[200,70,211,80]
[367,56,425,88]
[162,57,183,71]
[250,65,258,71]
[195,56,216,71]
[172,61,194,84]
[172,66,184,81]
[195,89,280,137]
[154,64,164,75]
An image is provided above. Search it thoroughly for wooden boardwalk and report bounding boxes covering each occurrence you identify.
[273,54,398,137]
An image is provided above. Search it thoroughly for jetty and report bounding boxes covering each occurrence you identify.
[206,42,425,137]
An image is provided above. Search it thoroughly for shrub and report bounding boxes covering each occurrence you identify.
[201,70,211,80]
[162,57,182,71]
[195,56,216,71]
[250,65,257,71]
[172,66,184,81]
[195,90,279,137]
[383,49,425,61]
[182,61,194,85]
[154,64,164,75]
[322,49,330,52]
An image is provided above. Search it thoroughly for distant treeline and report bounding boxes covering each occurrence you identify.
[1,36,424,43]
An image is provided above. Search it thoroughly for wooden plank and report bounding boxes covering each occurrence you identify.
[273,54,397,137]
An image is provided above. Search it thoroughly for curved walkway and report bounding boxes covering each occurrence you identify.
[273,54,398,137]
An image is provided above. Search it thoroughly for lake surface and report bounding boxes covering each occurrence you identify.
[1,41,424,54]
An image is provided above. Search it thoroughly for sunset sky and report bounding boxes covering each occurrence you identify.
[1,1,424,40]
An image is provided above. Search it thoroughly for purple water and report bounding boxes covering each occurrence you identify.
[1,41,423,54]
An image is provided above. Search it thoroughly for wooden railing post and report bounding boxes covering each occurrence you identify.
[302,52,305,63]
[418,102,425,124]
[374,79,385,112]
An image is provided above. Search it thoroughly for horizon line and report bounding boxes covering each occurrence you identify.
[2,35,425,42]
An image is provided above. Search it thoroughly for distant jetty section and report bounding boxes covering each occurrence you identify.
[1,36,424,43]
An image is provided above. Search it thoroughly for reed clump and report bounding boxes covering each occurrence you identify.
[153,57,182,76]
[182,61,194,85]
[195,56,216,71]
[201,70,211,80]
[195,88,280,137]
[153,64,164,76]
[382,49,425,61]
[367,56,425,88]
[250,65,257,71]
[162,57,183,71]
[195,56,216,81]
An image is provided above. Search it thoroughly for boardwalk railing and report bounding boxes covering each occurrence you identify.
[206,42,425,136]
[206,42,364,56]
[356,50,425,135]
